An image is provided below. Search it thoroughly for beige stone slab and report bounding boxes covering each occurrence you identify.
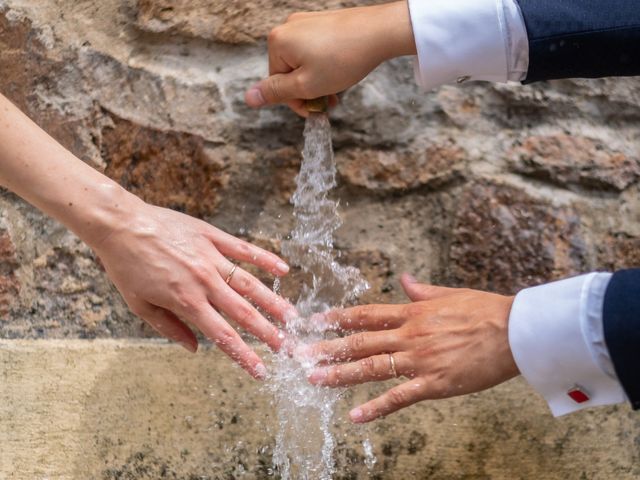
[1,339,638,479]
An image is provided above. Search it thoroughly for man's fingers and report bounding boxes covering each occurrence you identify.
[245,72,306,107]
[191,305,267,380]
[299,330,399,363]
[210,229,289,276]
[208,278,286,353]
[349,379,427,423]
[222,262,298,324]
[308,353,408,387]
[320,304,407,332]
[136,303,198,353]
[400,273,459,302]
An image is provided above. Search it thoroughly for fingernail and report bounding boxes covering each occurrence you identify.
[405,274,417,284]
[308,367,328,384]
[276,261,290,275]
[349,407,364,423]
[246,87,266,107]
[179,341,197,353]
[255,363,268,380]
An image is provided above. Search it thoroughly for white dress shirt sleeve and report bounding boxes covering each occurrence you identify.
[509,273,627,416]
[407,0,529,90]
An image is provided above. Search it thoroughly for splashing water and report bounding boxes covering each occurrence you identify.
[264,113,370,479]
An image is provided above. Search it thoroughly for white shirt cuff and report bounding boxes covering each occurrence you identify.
[407,0,529,89]
[509,273,626,416]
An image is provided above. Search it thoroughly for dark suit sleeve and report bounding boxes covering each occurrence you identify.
[517,0,640,83]
[603,269,640,410]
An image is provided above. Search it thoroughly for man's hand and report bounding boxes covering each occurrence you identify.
[244,1,416,117]
[299,274,519,422]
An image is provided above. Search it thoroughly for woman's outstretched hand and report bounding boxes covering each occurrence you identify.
[244,1,416,117]
[0,93,295,380]
[92,200,296,379]
[299,274,519,422]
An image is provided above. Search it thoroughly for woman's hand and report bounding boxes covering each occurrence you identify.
[92,199,296,379]
[299,274,519,422]
[0,93,294,380]
[244,1,416,116]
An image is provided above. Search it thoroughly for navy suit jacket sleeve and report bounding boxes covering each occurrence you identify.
[517,0,640,82]
[603,270,640,410]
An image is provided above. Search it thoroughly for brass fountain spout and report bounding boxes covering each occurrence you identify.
[305,96,329,113]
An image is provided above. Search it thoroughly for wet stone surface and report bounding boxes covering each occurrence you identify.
[0,1,639,477]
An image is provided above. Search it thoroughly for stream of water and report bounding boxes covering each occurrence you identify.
[264,113,372,479]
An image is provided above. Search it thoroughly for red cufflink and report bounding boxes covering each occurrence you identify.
[567,385,590,403]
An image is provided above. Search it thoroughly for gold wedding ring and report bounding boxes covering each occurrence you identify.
[388,353,398,378]
[225,263,238,285]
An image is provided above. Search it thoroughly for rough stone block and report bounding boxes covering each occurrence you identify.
[510,134,640,192]
[447,180,587,294]
[1,340,639,479]
[135,0,378,44]
[337,142,466,193]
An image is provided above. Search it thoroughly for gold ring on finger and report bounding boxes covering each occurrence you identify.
[225,263,239,285]
[388,353,398,378]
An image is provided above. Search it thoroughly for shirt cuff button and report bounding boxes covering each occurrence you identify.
[567,385,590,403]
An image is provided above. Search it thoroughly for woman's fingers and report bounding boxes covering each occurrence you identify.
[207,277,286,353]
[191,304,267,380]
[298,330,400,363]
[208,228,289,276]
[349,378,428,423]
[308,353,408,387]
[319,304,407,332]
[223,262,298,325]
[133,302,198,353]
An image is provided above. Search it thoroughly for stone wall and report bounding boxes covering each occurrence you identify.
[1,0,640,478]
[3,0,637,340]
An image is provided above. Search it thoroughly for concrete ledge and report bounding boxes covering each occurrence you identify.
[1,340,638,479]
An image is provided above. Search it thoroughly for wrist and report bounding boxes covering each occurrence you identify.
[374,1,417,61]
[65,181,146,250]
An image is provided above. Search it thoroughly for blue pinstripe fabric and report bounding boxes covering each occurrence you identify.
[518,0,640,82]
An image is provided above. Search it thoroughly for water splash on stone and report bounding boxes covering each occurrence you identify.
[264,113,370,479]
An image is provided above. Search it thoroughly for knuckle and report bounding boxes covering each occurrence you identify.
[190,263,211,284]
[347,333,366,353]
[387,388,409,408]
[403,303,425,320]
[355,304,375,322]
[286,12,301,22]
[268,326,283,349]
[235,303,257,326]
[267,26,282,44]
[360,357,376,377]
[236,241,252,257]
[326,367,340,384]
[213,325,239,347]
[233,272,254,296]
[294,73,311,98]
[267,76,283,102]
[174,289,199,314]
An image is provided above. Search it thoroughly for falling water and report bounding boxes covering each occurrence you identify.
[264,113,371,479]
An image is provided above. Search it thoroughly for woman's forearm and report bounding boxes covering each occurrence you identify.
[0,93,138,247]
[0,92,295,375]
